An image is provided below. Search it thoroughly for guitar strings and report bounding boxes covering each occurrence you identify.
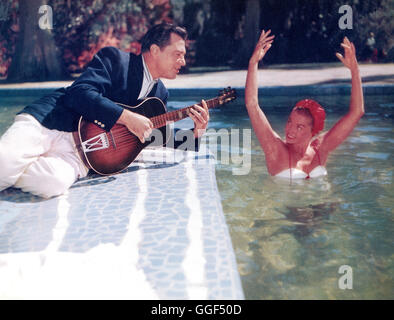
[102,95,228,140]
[84,93,234,154]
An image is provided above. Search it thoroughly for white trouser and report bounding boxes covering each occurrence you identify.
[0,114,89,198]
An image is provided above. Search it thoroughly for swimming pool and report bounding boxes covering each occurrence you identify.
[1,91,393,299]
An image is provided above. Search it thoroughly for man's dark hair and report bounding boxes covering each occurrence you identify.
[140,23,187,53]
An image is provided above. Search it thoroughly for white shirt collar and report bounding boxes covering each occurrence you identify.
[138,55,158,100]
[141,55,158,83]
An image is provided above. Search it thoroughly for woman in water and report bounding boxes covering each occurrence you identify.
[245,30,365,180]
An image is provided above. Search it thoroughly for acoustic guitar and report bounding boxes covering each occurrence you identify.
[73,87,236,175]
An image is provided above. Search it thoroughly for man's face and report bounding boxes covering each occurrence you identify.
[155,33,186,79]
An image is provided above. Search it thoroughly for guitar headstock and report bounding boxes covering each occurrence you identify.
[218,87,237,105]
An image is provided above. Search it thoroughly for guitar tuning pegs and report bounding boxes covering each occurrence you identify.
[219,87,234,97]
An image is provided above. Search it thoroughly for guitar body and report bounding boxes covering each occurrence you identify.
[76,97,169,175]
[73,88,236,176]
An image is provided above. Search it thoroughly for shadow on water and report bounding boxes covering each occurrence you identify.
[251,201,340,238]
[281,202,339,237]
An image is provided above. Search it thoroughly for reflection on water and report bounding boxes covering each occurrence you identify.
[280,202,339,237]
[210,94,393,300]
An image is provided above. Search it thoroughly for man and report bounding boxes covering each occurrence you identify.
[0,23,209,198]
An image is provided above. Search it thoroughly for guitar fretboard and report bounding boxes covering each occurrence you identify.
[150,97,221,129]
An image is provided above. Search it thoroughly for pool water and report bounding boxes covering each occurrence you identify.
[1,92,393,299]
[0,95,45,133]
[201,93,393,299]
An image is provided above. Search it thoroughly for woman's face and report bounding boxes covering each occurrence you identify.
[285,110,313,144]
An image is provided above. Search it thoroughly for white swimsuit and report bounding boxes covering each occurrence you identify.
[275,165,327,179]
[275,144,327,180]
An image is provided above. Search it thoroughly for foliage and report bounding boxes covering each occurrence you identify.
[0,0,392,79]
[181,0,245,66]
[0,0,172,78]
[182,0,393,66]
[0,0,19,78]
[358,0,394,57]
[50,0,172,73]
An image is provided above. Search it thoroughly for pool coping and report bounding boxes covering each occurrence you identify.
[0,147,245,299]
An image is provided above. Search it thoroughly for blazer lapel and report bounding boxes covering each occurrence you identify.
[148,82,168,112]
[147,83,158,98]
[127,53,143,105]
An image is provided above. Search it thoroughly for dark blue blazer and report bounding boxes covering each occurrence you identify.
[20,47,169,132]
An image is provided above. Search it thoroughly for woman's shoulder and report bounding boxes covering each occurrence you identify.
[310,132,326,149]
[265,138,289,175]
[310,132,330,165]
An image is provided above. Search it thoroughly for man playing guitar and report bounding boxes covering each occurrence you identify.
[0,23,209,198]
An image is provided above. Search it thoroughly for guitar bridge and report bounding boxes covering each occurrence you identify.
[81,133,109,153]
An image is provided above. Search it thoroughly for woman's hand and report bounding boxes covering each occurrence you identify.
[249,29,275,65]
[336,37,359,72]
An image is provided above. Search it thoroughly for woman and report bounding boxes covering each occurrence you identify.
[245,30,364,180]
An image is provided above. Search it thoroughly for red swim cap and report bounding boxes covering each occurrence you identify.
[293,99,326,136]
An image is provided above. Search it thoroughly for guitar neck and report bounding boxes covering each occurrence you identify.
[150,97,220,129]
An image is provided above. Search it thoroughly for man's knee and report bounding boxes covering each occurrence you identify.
[0,146,7,172]
[39,182,70,198]
[16,173,72,198]
[0,148,10,190]
[0,144,25,190]
[14,160,76,198]
[37,174,72,198]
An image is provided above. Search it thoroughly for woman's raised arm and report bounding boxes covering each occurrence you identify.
[320,37,365,154]
[245,30,282,160]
